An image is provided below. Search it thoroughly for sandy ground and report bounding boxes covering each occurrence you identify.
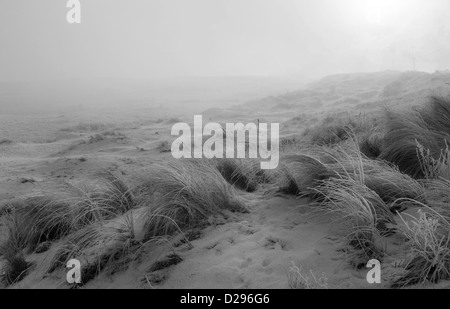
[3,72,450,289]
[0,110,414,289]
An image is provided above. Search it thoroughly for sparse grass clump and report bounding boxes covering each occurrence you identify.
[101,130,126,138]
[142,160,247,239]
[157,140,171,153]
[147,253,183,272]
[393,207,450,288]
[288,262,329,289]
[60,122,111,133]
[0,139,13,145]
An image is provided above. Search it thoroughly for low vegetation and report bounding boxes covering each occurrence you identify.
[289,95,450,287]
[288,262,329,289]
[214,158,269,192]
[0,160,248,286]
[3,81,450,289]
[141,160,247,239]
[380,96,450,178]
[393,206,450,287]
[0,139,13,145]
[60,122,112,133]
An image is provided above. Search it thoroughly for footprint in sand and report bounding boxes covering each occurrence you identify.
[237,221,257,235]
[263,236,290,251]
[238,257,254,269]
[237,275,246,283]
[204,241,219,250]
[261,258,274,275]
[325,235,340,242]
[204,241,225,256]
[237,278,251,289]
[262,257,272,267]
[141,254,183,287]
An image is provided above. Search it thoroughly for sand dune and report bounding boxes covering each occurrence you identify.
[2,72,450,289]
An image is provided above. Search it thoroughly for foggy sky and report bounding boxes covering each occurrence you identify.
[1,0,450,82]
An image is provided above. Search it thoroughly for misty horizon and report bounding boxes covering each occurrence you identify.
[2,0,450,83]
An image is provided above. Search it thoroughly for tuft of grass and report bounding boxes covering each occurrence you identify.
[214,158,269,192]
[48,213,140,284]
[95,170,135,214]
[423,178,450,221]
[393,206,450,288]
[1,172,136,255]
[363,162,425,206]
[276,154,330,196]
[359,132,383,159]
[417,141,450,180]
[47,225,102,274]
[309,137,395,264]
[0,216,34,286]
[0,139,13,145]
[64,171,135,229]
[313,177,391,266]
[147,253,183,272]
[157,140,171,153]
[317,137,425,206]
[380,96,450,179]
[304,112,378,147]
[3,196,72,253]
[287,262,329,289]
[0,202,13,217]
[0,252,34,286]
[142,160,247,239]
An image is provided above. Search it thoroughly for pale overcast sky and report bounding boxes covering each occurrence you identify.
[1,0,450,81]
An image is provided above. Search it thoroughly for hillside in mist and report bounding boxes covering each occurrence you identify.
[0,76,306,116]
[203,70,450,123]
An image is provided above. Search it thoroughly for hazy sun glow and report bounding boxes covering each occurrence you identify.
[365,3,384,25]
[1,0,449,80]
[348,0,423,26]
